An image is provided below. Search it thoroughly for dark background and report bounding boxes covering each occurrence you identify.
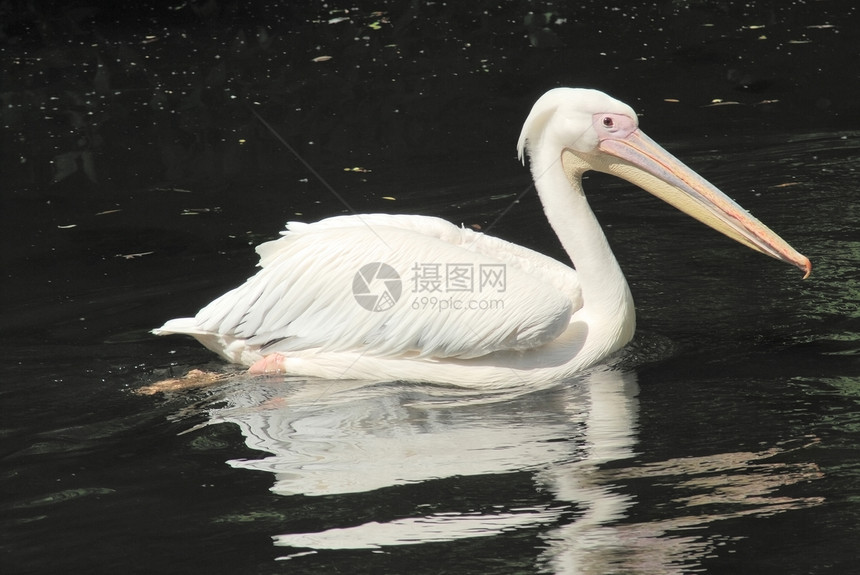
[3,0,856,193]
[4,0,857,329]
[2,2,859,574]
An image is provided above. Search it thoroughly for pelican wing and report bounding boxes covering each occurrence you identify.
[156,215,580,362]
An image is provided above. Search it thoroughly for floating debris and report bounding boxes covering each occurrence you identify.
[180,207,220,216]
[705,99,741,107]
[151,187,193,193]
[136,369,228,395]
[116,251,155,260]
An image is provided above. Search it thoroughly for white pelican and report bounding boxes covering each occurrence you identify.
[154,88,810,387]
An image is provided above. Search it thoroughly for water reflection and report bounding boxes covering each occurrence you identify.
[218,376,601,497]
[179,365,822,573]
[540,439,823,574]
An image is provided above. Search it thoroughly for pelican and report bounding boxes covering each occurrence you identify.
[154,88,810,387]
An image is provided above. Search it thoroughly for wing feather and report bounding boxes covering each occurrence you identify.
[156,214,581,362]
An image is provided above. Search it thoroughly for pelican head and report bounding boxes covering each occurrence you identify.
[518,88,811,278]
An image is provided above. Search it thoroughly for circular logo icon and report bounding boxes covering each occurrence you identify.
[352,262,402,312]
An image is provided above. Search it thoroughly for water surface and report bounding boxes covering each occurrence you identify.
[3,132,858,574]
[3,3,859,573]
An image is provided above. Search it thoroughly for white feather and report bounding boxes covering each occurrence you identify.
[157,214,579,366]
[154,88,808,387]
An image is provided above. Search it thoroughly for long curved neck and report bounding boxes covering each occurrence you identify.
[529,148,635,349]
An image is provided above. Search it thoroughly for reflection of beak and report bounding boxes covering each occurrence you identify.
[571,129,811,278]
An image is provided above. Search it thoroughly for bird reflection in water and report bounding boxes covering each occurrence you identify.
[156,366,822,573]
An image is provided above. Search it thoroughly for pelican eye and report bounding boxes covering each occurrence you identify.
[602,116,614,128]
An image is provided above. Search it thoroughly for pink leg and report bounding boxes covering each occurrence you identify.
[249,353,288,374]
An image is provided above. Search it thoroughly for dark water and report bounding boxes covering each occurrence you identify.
[3,3,859,574]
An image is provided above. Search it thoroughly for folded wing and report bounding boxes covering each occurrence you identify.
[154,214,581,363]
